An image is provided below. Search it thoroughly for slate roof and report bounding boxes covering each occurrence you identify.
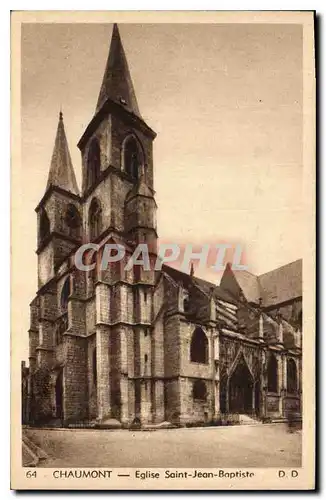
[46,112,79,196]
[231,269,262,304]
[259,259,302,307]
[96,24,141,118]
[220,259,302,308]
[162,265,237,305]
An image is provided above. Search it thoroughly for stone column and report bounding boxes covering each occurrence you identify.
[252,385,255,414]
[140,381,151,423]
[213,332,220,417]
[120,328,129,423]
[294,329,301,349]
[259,314,264,341]
[214,381,220,415]
[225,378,230,413]
[120,376,129,423]
[261,349,267,418]
[96,325,110,421]
[128,379,135,423]
[153,380,165,423]
[37,319,54,367]
[277,353,283,416]
[283,354,287,393]
[210,297,216,322]
[296,358,300,392]
[277,317,284,345]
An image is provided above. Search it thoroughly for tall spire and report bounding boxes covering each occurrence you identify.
[46,112,79,195]
[96,23,141,118]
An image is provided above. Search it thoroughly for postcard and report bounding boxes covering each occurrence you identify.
[11,10,315,490]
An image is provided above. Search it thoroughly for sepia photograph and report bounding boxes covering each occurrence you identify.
[11,11,315,490]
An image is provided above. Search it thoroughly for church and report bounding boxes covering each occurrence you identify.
[25,24,302,427]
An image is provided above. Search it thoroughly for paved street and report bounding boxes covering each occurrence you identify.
[25,423,301,468]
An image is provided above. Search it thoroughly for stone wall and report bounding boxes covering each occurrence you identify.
[63,334,88,422]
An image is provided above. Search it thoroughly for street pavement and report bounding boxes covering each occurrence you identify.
[24,423,301,468]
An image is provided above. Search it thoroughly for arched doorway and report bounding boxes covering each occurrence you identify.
[229,356,254,414]
[55,371,64,420]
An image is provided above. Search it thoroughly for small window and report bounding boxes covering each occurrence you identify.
[89,198,102,241]
[55,329,63,346]
[193,380,207,401]
[66,204,81,239]
[144,290,148,303]
[60,277,71,312]
[267,354,278,393]
[87,138,101,189]
[124,136,142,180]
[40,209,50,242]
[144,354,148,363]
[190,327,208,364]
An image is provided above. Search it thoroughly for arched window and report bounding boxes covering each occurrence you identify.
[287,358,297,394]
[193,380,207,401]
[267,354,278,393]
[87,249,97,291]
[92,347,97,386]
[190,327,208,364]
[124,136,142,180]
[40,209,50,242]
[183,297,190,313]
[87,138,101,189]
[60,276,71,312]
[89,198,102,241]
[65,204,81,240]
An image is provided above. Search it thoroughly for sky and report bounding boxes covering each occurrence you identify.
[18,22,303,360]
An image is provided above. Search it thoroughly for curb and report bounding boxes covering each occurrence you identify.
[23,434,49,463]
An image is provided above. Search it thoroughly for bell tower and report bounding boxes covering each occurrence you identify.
[36,111,81,288]
[77,23,157,247]
[76,24,158,425]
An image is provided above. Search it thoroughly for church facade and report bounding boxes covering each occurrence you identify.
[25,24,302,427]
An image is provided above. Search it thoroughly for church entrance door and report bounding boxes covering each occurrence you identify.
[229,357,253,414]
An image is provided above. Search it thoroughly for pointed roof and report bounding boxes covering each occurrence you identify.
[220,259,302,307]
[46,112,79,196]
[96,24,141,118]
